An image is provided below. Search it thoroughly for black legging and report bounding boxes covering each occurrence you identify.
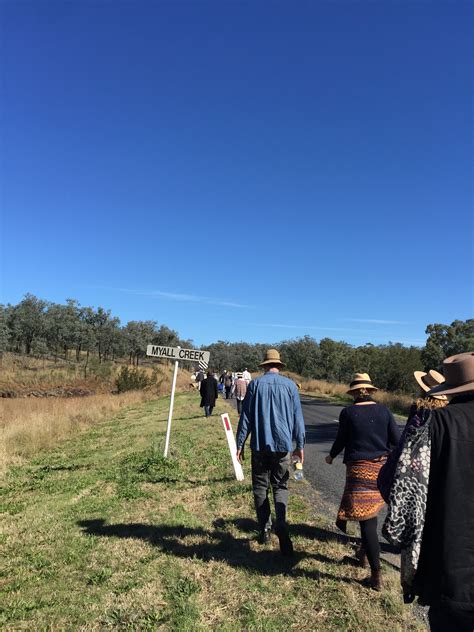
[360,517,380,571]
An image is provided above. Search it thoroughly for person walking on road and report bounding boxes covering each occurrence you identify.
[384,352,474,632]
[199,369,218,418]
[325,372,400,590]
[236,349,305,556]
[234,372,248,415]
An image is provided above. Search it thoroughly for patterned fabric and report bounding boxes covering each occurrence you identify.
[382,409,432,598]
[337,457,387,522]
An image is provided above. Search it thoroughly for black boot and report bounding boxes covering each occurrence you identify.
[275,524,294,557]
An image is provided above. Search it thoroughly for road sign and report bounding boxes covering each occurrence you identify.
[146,344,211,457]
[147,345,210,370]
[221,413,245,481]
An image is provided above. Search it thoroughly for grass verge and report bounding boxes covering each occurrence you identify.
[0,393,423,630]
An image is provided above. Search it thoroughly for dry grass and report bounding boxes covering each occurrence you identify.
[0,391,152,473]
[0,361,194,474]
[298,376,412,416]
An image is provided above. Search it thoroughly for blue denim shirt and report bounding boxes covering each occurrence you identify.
[236,372,305,452]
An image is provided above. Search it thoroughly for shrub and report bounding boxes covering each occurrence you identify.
[115,366,153,393]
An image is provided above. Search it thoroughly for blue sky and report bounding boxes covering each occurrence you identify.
[1,1,473,347]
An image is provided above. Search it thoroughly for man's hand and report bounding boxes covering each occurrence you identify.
[236,449,242,463]
[325,455,333,465]
[292,448,304,465]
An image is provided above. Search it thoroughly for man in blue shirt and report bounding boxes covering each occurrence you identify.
[236,349,305,556]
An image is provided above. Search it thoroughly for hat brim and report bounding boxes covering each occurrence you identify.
[347,384,378,394]
[258,359,285,368]
[428,381,474,397]
[414,371,430,392]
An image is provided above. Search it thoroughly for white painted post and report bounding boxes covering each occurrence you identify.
[221,413,245,481]
[164,349,180,458]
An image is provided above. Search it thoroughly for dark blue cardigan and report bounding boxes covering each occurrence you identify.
[330,402,400,463]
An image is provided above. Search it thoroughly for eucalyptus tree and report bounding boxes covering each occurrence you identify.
[7,294,48,355]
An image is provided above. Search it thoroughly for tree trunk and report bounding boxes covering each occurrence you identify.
[84,350,90,378]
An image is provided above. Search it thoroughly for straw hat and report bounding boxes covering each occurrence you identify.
[428,352,474,397]
[414,369,447,401]
[347,373,378,394]
[258,348,285,368]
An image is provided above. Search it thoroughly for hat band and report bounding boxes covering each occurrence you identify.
[349,379,373,388]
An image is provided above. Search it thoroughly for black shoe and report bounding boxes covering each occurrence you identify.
[275,525,294,556]
[257,528,271,544]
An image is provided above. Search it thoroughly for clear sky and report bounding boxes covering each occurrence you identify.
[1,1,473,348]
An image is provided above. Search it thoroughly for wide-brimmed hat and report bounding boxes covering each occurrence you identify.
[258,348,285,368]
[347,373,378,394]
[428,352,474,396]
[414,369,447,401]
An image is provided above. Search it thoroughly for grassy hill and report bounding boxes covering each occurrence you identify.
[1,392,423,631]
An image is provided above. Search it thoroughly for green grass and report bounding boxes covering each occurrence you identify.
[0,393,423,630]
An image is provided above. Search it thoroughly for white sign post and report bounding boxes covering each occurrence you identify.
[221,413,245,481]
[146,344,211,457]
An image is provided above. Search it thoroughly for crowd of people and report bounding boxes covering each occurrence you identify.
[230,348,474,632]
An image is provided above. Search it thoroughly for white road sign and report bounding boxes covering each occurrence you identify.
[146,343,211,458]
[146,345,210,368]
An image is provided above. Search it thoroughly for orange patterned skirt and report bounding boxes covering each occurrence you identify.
[337,456,387,522]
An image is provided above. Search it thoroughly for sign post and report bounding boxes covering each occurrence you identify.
[221,413,245,481]
[146,344,210,457]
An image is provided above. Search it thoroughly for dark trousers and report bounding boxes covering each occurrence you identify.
[225,386,231,399]
[204,405,214,417]
[360,517,380,571]
[251,451,290,531]
[237,399,243,414]
[428,605,474,632]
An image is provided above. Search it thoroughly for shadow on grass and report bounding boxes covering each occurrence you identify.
[77,518,356,584]
[213,518,401,570]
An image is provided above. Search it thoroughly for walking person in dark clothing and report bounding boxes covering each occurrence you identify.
[224,371,233,399]
[326,372,400,590]
[384,352,474,632]
[236,349,305,556]
[199,370,218,417]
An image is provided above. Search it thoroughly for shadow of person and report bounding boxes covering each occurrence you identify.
[77,518,355,583]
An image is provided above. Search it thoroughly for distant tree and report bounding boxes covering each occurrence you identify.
[124,320,157,365]
[8,294,48,355]
[279,336,320,376]
[422,319,474,371]
[318,338,353,383]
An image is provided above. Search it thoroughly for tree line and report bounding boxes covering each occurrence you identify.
[1,294,472,394]
[0,294,191,367]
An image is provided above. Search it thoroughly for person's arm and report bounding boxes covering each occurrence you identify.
[387,410,401,450]
[327,410,348,462]
[236,385,253,461]
[291,384,306,463]
[214,379,218,399]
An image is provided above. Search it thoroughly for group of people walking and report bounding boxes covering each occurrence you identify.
[198,368,251,416]
[233,347,474,632]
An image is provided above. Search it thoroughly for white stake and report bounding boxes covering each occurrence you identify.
[164,353,180,458]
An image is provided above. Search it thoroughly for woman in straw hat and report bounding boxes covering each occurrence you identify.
[325,373,400,590]
[378,369,447,503]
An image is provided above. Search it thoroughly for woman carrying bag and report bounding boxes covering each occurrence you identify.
[326,373,400,590]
